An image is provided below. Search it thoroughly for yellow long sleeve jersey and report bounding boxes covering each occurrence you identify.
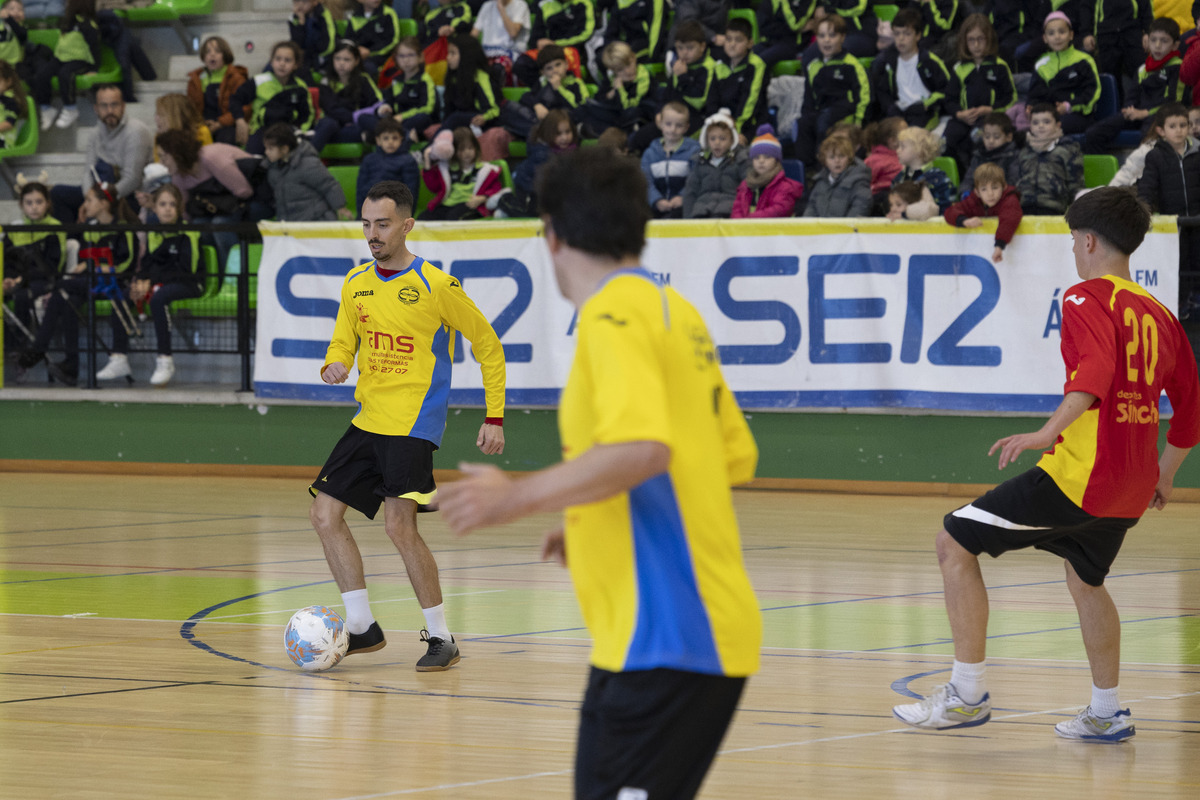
[323,258,506,446]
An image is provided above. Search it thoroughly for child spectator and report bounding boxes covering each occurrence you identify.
[187,36,249,146]
[421,0,473,51]
[1191,105,1200,136]
[20,180,135,386]
[672,0,731,49]
[0,0,42,88]
[1137,102,1200,215]
[892,125,954,212]
[870,8,950,131]
[3,182,64,347]
[630,19,717,152]
[886,179,938,220]
[514,0,595,87]
[420,126,505,219]
[0,59,26,147]
[31,0,100,129]
[231,41,315,154]
[795,14,870,168]
[95,184,202,386]
[310,39,383,152]
[1081,0,1155,88]
[346,0,400,75]
[863,117,906,211]
[959,111,1020,197]
[713,16,769,140]
[263,122,350,221]
[943,14,1016,173]
[505,43,589,139]
[1014,102,1084,214]
[1026,11,1100,135]
[642,100,703,217]
[439,34,501,133]
[919,0,960,48]
[602,0,665,62]
[733,123,803,217]
[377,36,439,147]
[804,133,871,217]
[944,162,1023,263]
[803,1,878,60]
[1085,18,1184,154]
[994,0,1041,70]
[754,0,814,70]
[1107,122,1160,187]
[575,40,656,138]
[290,0,338,77]
[682,108,747,218]
[355,117,419,212]
[496,108,578,217]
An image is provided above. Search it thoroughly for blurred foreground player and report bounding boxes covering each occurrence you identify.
[439,148,762,798]
[893,187,1199,741]
[308,181,506,671]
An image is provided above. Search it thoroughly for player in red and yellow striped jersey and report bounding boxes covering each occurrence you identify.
[894,187,1199,742]
[439,149,760,799]
[308,181,506,672]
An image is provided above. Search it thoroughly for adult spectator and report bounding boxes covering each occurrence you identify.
[50,84,153,222]
[155,93,212,148]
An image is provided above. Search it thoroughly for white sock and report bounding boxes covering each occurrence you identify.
[950,660,987,704]
[1091,684,1121,718]
[422,603,451,641]
[340,588,374,635]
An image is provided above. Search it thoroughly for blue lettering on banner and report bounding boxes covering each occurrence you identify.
[808,254,899,363]
[900,255,1002,366]
[1135,269,1157,287]
[450,259,534,363]
[1043,288,1062,339]
[713,256,802,364]
[271,256,357,358]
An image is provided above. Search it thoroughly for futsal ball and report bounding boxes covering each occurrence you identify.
[284,605,349,672]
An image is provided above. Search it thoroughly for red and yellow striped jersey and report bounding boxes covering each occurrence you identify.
[1039,275,1200,517]
[323,258,505,445]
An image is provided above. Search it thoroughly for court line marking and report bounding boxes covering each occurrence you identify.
[199,589,507,621]
[326,770,570,799]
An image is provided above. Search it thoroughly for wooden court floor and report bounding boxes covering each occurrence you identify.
[1,472,1197,799]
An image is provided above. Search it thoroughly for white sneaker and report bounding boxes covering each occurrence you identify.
[1054,706,1135,742]
[39,105,58,131]
[149,354,175,386]
[95,353,131,381]
[55,105,80,128]
[893,683,992,730]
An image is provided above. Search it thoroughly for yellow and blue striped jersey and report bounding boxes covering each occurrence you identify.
[323,258,505,445]
[559,269,761,676]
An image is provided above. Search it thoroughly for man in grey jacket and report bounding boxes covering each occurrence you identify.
[50,85,153,221]
[263,123,350,222]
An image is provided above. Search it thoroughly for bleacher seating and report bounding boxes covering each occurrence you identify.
[26,29,122,93]
[1083,154,1119,188]
[931,156,959,187]
[327,165,360,211]
[728,8,758,43]
[0,99,39,186]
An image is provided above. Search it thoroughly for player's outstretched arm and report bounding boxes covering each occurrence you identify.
[476,423,505,455]
[1150,444,1193,510]
[439,440,671,535]
[988,390,1097,469]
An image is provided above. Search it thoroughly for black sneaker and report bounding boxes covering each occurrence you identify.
[17,349,44,369]
[345,621,386,656]
[47,359,78,386]
[415,629,460,672]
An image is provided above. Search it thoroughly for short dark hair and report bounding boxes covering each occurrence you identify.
[365,181,415,216]
[1028,102,1060,121]
[1148,17,1181,40]
[1064,187,1151,256]
[725,16,753,40]
[537,148,649,261]
[156,129,202,172]
[1154,102,1189,127]
[890,181,924,204]
[675,19,707,45]
[892,8,923,32]
[981,111,1015,135]
[374,117,405,138]
[537,44,566,69]
[91,84,122,103]
[262,122,297,150]
[18,181,50,205]
[200,36,234,66]
[817,14,847,36]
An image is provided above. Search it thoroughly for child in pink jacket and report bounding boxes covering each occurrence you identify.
[732,125,803,218]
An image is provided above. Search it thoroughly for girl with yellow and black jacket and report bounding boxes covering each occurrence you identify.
[30,0,101,130]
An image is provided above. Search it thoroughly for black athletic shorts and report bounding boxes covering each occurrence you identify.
[944,467,1139,586]
[308,425,436,520]
[575,667,746,800]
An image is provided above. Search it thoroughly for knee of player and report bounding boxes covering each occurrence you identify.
[935,529,966,564]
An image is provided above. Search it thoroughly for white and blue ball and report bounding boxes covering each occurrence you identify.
[284,605,349,671]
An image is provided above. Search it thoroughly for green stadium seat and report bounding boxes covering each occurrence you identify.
[172,246,222,313]
[0,98,39,160]
[502,87,528,102]
[114,2,179,23]
[875,4,899,22]
[508,140,526,158]
[728,9,758,43]
[773,60,802,77]
[327,165,360,211]
[931,155,960,188]
[491,159,513,189]
[27,30,122,92]
[321,142,367,160]
[398,18,417,38]
[1083,154,1119,188]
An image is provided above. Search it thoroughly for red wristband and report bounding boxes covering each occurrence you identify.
[484,417,503,427]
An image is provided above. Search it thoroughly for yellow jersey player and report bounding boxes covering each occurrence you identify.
[308,180,506,671]
[439,149,761,799]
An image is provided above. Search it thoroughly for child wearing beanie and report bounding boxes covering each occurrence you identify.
[732,124,804,218]
[1025,11,1101,134]
[682,108,748,219]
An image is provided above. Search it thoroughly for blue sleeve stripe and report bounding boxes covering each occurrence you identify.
[624,473,723,674]
[409,325,452,447]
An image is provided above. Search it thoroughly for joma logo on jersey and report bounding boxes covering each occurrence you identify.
[398,287,420,304]
[367,330,415,353]
[354,290,374,298]
[1116,402,1160,425]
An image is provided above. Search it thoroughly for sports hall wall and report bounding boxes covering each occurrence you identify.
[3,218,1197,496]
